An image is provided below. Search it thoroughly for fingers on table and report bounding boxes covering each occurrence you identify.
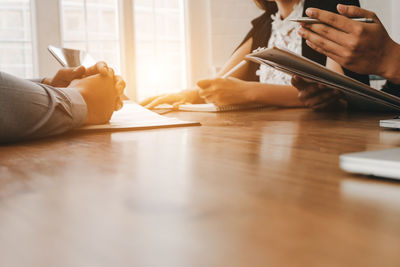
[145,95,174,109]
[140,96,160,106]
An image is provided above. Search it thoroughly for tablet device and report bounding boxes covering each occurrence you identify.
[340,148,400,180]
[48,45,96,68]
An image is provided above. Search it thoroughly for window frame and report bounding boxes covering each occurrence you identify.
[132,0,190,101]
[30,0,204,100]
[32,0,139,100]
[0,0,37,78]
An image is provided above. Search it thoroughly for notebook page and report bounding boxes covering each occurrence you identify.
[79,102,200,130]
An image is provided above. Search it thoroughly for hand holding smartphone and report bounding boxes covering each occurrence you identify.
[291,17,374,24]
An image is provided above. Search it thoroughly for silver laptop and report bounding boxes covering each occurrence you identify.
[340,148,400,180]
[380,118,400,130]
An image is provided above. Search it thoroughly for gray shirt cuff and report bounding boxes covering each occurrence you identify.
[58,87,88,128]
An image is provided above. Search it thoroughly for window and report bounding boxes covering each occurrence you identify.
[0,0,190,101]
[0,0,34,78]
[134,0,187,100]
[61,0,121,73]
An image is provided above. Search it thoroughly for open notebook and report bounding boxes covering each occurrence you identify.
[246,47,400,112]
[79,101,200,131]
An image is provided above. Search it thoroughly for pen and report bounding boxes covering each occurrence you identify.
[290,17,374,24]
[222,60,247,79]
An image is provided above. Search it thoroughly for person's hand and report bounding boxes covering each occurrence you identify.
[42,62,112,88]
[83,61,110,77]
[298,4,400,83]
[42,65,86,87]
[85,62,126,111]
[68,68,122,125]
[292,76,347,111]
[113,75,126,111]
[197,77,254,106]
[140,89,202,109]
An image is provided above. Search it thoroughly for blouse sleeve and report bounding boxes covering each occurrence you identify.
[233,12,270,54]
[232,12,274,81]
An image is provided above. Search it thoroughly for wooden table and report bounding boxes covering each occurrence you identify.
[1,109,400,267]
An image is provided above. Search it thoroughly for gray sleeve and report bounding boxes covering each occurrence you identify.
[29,78,45,83]
[0,71,87,143]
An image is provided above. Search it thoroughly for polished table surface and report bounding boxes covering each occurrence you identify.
[1,108,400,267]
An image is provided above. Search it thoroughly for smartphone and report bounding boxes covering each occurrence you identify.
[290,17,374,24]
[48,45,96,68]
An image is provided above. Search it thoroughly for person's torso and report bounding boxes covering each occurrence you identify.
[257,0,305,85]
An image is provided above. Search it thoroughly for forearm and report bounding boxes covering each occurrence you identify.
[0,72,87,143]
[245,82,305,107]
[217,38,252,79]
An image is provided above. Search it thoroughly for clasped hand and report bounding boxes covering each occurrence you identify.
[43,62,126,125]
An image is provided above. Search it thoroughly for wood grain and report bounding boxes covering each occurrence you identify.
[1,108,400,267]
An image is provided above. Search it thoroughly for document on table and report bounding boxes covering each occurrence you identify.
[79,101,200,131]
[154,103,270,113]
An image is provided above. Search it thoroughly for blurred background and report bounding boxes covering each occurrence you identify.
[0,0,398,100]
